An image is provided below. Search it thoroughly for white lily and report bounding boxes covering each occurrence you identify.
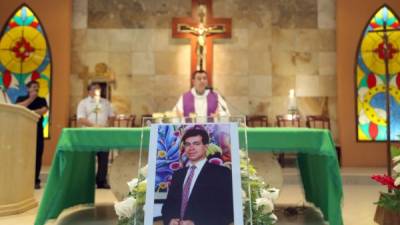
[261,188,280,202]
[255,197,274,213]
[395,177,400,186]
[140,165,148,177]
[269,213,278,222]
[240,150,247,159]
[114,196,136,219]
[127,178,139,192]
[393,155,400,163]
[242,189,247,200]
[393,163,400,174]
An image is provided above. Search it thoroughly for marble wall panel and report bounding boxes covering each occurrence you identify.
[297,97,326,116]
[271,0,297,29]
[154,96,181,112]
[72,0,88,29]
[109,52,132,76]
[214,0,272,29]
[319,75,337,96]
[69,74,84,97]
[328,97,337,121]
[319,29,336,51]
[86,29,110,51]
[131,52,155,75]
[72,29,87,52]
[295,0,318,28]
[129,96,156,117]
[153,29,182,52]
[84,52,110,73]
[295,29,320,52]
[214,28,249,51]
[224,96,249,115]
[131,29,155,51]
[272,75,296,96]
[173,46,191,75]
[88,0,191,29]
[271,50,296,76]
[213,75,249,97]
[108,29,135,52]
[328,97,338,141]
[293,52,319,76]
[214,49,249,76]
[127,76,155,97]
[248,97,271,117]
[153,74,190,97]
[249,75,272,97]
[249,51,272,75]
[71,51,87,74]
[318,0,336,29]
[268,96,290,123]
[296,75,319,96]
[112,74,134,97]
[248,28,272,51]
[318,52,336,75]
[154,51,183,76]
[271,28,296,51]
[69,96,82,116]
[112,95,132,114]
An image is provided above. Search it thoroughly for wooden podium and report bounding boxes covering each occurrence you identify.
[0,103,40,216]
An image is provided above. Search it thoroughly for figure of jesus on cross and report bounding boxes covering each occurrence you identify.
[172,0,231,86]
[177,5,225,71]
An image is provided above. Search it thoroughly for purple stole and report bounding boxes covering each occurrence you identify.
[182,90,218,117]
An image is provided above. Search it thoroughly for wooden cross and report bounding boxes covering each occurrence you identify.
[172,0,232,85]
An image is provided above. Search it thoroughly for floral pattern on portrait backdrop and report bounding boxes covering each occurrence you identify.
[154,124,232,194]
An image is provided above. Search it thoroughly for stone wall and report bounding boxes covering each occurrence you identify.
[70,0,337,139]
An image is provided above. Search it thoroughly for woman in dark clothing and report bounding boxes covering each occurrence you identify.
[16,80,48,189]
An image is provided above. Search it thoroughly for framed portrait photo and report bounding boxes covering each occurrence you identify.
[144,122,243,225]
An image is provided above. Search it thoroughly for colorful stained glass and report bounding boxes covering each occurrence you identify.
[0,5,51,138]
[357,6,400,141]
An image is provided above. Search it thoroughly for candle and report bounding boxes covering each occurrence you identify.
[288,89,297,112]
[94,89,101,104]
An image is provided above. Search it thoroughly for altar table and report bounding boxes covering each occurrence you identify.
[34,127,343,225]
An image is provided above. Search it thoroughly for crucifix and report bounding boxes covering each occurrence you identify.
[172,0,232,85]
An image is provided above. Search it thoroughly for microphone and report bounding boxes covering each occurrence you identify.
[209,87,247,117]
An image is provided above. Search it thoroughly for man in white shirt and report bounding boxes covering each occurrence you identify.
[77,83,114,189]
[174,70,230,118]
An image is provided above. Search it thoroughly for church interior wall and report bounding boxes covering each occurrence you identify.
[70,0,338,140]
[3,0,396,167]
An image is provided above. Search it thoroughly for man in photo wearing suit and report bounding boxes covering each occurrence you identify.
[162,126,234,225]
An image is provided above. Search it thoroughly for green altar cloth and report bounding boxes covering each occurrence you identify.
[35,127,343,225]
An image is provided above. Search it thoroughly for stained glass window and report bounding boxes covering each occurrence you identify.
[356,6,400,141]
[0,5,51,138]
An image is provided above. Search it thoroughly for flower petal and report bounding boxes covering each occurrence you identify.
[114,196,136,219]
[395,177,400,186]
[127,178,138,192]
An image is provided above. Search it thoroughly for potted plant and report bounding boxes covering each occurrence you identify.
[372,154,400,225]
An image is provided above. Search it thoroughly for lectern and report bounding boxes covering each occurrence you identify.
[0,103,39,216]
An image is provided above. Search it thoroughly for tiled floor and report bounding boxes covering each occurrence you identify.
[0,167,387,225]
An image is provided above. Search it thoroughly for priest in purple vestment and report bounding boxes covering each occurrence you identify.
[174,70,230,118]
